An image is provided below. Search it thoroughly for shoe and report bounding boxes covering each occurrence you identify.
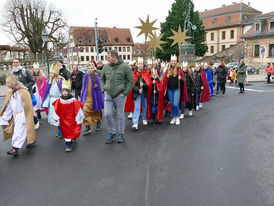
[132,124,138,131]
[7,147,19,156]
[37,110,41,120]
[199,103,203,108]
[84,126,92,135]
[113,108,117,113]
[152,113,156,126]
[175,117,180,125]
[117,133,124,143]
[215,93,219,97]
[56,134,63,139]
[143,120,148,125]
[188,110,193,116]
[170,118,176,125]
[65,142,72,152]
[71,139,77,144]
[34,121,40,129]
[96,120,101,131]
[128,113,133,119]
[196,106,199,111]
[26,141,36,149]
[105,133,117,144]
[180,114,184,119]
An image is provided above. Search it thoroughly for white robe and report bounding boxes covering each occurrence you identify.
[0,91,27,148]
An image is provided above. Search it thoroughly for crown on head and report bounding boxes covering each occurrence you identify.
[137,57,143,64]
[33,62,39,69]
[161,62,166,68]
[195,62,200,68]
[182,61,188,68]
[204,62,208,67]
[62,79,71,91]
[129,60,136,66]
[50,64,60,74]
[87,62,95,69]
[147,59,153,65]
[170,54,177,61]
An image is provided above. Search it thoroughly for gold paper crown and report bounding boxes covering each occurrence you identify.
[50,64,60,74]
[6,75,19,84]
[195,62,200,67]
[87,62,95,69]
[153,59,158,65]
[204,62,208,67]
[137,57,143,64]
[147,59,153,65]
[62,79,71,91]
[182,61,188,68]
[161,62,166,68]
[33,62,39,69]
[129,60,136,66]
[170,54,177,61]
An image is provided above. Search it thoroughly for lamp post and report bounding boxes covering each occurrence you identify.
[42,28,49,76]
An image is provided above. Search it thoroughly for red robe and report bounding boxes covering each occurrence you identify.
[200,71,210,102]
[53,98,83,139]
[147,80,164,122]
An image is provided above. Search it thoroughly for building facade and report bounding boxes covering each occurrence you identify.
[242,12,274,69]
[200,2,261,56]
[132,43,153,61]
[67,26,134,67]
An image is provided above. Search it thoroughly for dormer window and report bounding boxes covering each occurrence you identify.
[255,23,260,31]
[270,22,274,30]
[103,37,108,42]
[78,37,83,43]
[226,16,231,22]
[87,37,92,43]
[212,18,217,24]
[126,37,130,42]
[114,37,119,42]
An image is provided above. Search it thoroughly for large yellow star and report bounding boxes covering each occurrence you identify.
[135,15,158,40]
[168,25,192,47]
[147,31,166,55]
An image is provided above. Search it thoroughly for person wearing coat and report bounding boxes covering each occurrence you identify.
[237,59,247,94]
[71,65,84,99]
[215,61,228,96]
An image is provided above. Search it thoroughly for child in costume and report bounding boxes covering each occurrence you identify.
[42,64,63,138]
[80,62,104,135]
[0,75,36,156]
[32,62,47,120]
[203,62,214,97]
[52,80,84,152]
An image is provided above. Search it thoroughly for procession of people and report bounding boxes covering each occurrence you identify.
[0,51,248,156]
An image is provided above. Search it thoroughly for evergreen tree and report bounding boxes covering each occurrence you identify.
[157,0,207,60]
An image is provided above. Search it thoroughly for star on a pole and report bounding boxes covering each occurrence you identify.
[135,15,158,40]
[147,31,166,55]
[168,25,192,47]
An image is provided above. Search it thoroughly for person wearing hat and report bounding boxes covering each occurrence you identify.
[42,64,63,138]
[52,80,84,152]
[0,75,36,156]
[32,62,47,120]
[56,59,70,81]
[80,62,104,135]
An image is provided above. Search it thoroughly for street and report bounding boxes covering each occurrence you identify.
[1,82,274,206]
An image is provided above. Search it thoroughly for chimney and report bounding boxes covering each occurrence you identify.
[232,2,236,4]
[222,4,226,7]
[205,9,207,11]
[248,2,250,6]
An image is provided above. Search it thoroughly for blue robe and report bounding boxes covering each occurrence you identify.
[205,69,214,97]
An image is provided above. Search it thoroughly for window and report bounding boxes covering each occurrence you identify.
[212,18,217,24]
[114,47,117,51]
[123,55,126,60]
[254,45,260,57]
[269,44,274,57]
[270,22,274,30]
[101,56,104,61]
[230,30,234,39]
[91,56,94,60]
[80,47,84,52]
[78,37,83,43]
[127,55,130,60]
[114,37,119,42]
[123,47,126,52]
[86,56,89,61]
[90,47,94,52]
[210,46,214,53]
[88,37,92,43]
[81,56,84,61]
[255,24,260,31]
[127,47,130,52]
[105,47,108,52]
[109,47,112,51]
[222,45,226,51]
[210,32,214,41]
[119,47,122,52]
[73,56,78,61]
[119,55,122,59]
[226,16,231,22]
[85,47,89,53]
[222,31,226,40]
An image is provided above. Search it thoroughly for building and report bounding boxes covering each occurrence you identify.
[200,2,261,56]
[67,26,134,66]
[132,43,153,61]
[242,12,274,69]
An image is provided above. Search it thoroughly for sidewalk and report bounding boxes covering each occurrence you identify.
[246,74,266,82]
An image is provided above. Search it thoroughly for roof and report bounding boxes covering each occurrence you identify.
[70,26,134,46]
[199,3,261,19]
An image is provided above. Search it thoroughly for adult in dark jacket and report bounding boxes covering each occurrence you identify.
[56,59,70,80]
[238,59,246,94]
[215,62,228,96]
[182,64,195,117]
[71,65,84,99]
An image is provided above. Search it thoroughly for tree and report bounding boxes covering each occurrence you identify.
[157,0,207,60]
[1,0,68,55]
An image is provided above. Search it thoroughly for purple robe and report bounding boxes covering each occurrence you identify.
[80,73,104,111]
[42,78,63,104]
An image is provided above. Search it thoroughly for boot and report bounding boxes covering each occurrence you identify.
[84,126,92,135]
[239,87,243,94]
[7,147,19,156]
[37,109,41,120]
[152,113,156,126]
[96,120,101,131]
[65,142,72,152]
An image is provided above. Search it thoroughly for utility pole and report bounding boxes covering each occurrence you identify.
[94,18,99,62]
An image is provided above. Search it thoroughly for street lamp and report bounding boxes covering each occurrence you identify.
[42,28,49,76]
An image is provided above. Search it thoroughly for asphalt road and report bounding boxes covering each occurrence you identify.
[1,82,274,206]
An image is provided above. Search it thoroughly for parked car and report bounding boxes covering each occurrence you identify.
[247,66,256,73]
[226,62,239,69]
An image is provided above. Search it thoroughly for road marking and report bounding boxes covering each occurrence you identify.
[226,86,274,93]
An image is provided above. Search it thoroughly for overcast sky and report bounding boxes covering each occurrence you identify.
[0,0,273,45]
